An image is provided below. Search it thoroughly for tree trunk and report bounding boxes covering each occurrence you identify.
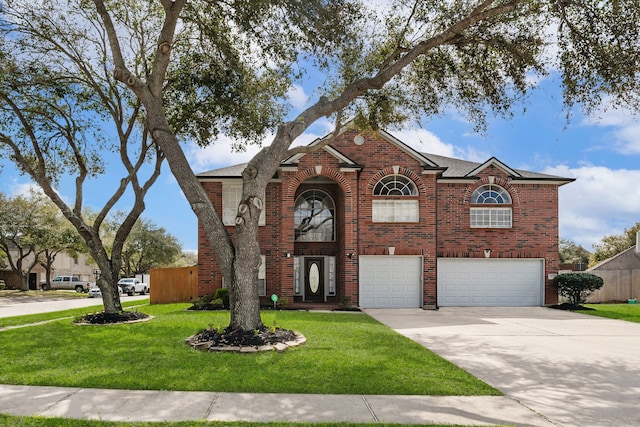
[98,274,122,313]
[20,275,29,292]
[230,215,263,330]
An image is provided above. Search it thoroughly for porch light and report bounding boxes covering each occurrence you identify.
[347,253,355,259]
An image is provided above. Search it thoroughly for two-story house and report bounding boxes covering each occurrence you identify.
[197,125,573,308]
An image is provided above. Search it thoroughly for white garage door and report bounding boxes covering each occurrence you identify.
[437,258,544,306]
[359,256,423,308]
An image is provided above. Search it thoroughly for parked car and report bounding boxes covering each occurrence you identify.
[117,278,149,296]
[41,276,92,293]
[88,285,123,298]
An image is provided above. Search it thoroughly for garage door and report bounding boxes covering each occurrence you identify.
[437,258,544,306]
[359,256,423,308]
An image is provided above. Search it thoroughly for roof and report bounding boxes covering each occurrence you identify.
[196,129,574,184]
[422,153,572,181]
[588,246,640,271]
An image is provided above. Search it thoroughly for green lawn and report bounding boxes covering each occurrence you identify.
[0,303,499,396]
[0,414,484,427]
[579,303,640,322]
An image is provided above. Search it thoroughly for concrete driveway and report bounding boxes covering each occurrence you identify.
[365,307,640,427]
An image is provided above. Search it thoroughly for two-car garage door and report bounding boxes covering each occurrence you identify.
[358,256,544,308]
[437,258,544,306]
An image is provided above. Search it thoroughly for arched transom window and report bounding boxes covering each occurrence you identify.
[294,190,335,241]
[372,174,419,223]
[374,174,419,196]
[470,184,512,228]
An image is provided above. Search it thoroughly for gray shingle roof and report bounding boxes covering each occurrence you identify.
[198,163,248,178]
[197,152,571,182]
[422,153,571,180]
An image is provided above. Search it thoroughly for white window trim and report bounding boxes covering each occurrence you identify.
[258,255,266,296]
[222,254,266,296]
[222,183,266,226]
[372,199,419,223]
[470,207,512,228]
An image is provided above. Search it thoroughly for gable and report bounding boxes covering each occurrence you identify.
[196,125,574,187]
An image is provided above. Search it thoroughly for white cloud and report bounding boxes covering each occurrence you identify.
[544,164,640,249]
[9,182,41,198]
[186,123,333,172]
[582,102,640,155]
[287,84,310,110]
[391,128,491,162]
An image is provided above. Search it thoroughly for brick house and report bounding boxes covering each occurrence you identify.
[197,126,573,308]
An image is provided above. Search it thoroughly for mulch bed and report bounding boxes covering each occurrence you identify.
[77,311,151,324]
[549,302,595,311]
[190,325,299,348]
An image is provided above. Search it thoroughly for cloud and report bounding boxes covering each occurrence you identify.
[286,84,310,110]
[544,164,640,249]
[186,123,333,172]
[582,102,640,155]
[8,182,41,198]
[391,128,491,162]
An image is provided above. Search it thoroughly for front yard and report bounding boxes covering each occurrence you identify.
[579,303,640,322]
[0,303,499,396]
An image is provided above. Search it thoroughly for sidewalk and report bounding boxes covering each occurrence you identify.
[0,384,555,426]
[0,295,148,318]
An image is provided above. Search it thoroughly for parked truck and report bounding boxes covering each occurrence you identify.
[117,277,149,296]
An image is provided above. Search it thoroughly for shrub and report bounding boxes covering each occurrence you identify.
[214,288,230,309]
[553,272,604,305]
[277,296,289,309]
[0,280,5,290]
[189,294,223,310]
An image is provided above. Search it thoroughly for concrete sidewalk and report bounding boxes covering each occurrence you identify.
[0,295,148,318]
[0,384,555,426]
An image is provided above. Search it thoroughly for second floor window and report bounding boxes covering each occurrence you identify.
[372,174,419,222]
[470,184,512,228]
[294,190,335,241]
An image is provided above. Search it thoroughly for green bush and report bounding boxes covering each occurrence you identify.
[214,287,230,309]
[189,294,222,310]
[0,280,5,290]
[553,272,604,305]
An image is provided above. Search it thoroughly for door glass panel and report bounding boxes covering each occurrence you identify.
[309,262,320,294]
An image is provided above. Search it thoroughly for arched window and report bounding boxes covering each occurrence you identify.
[470,184,512,228]
[471,184,512,204]
[374,175,419,196]
[294,190,335,241]
[372,174,419,222]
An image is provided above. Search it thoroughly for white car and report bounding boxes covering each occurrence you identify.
[88,285,123,298]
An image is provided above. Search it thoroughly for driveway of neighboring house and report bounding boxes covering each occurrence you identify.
[364,307,640,427]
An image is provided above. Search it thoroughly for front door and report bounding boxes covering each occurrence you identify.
[304,257,325,302]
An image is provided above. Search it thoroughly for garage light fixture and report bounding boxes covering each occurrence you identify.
[484,249,491,258]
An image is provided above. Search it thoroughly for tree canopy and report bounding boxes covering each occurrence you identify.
[591,222,640,265]
[559,238,590,265]
[2,0,640,330]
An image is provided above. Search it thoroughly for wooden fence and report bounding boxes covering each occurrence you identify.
[586,269,640,303]
[149,266,199,304]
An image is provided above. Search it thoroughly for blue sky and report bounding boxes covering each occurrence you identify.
[1,72,639,253]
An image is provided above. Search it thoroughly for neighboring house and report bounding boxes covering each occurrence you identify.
[586,233,640,303]
[197,125,574,308]
[0,250,96,290]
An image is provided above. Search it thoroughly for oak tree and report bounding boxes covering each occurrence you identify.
[4,0,640,332]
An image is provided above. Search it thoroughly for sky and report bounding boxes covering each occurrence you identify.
[1,74,639,255]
